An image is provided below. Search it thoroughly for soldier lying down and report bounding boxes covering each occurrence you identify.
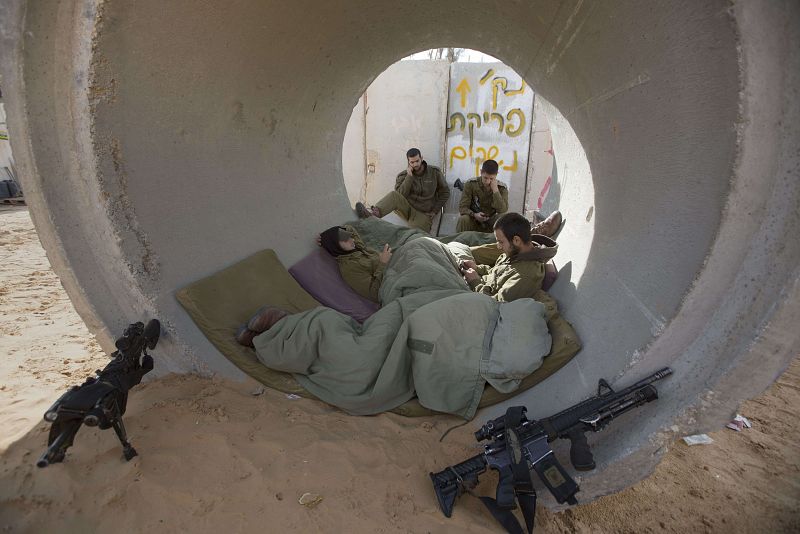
[235,213,556,348]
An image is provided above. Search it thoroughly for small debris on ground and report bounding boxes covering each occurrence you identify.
[725,414,752,432]
[250,387,265,396]
[298,492,323,508]
[285,394,301,400]
[683,434,714,446]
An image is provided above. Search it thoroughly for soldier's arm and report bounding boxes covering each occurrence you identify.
[368,261,387,303]
[395,171,415,197]
[459,182,473,216]
[494,186,509,214]
[492,269,543,302]
[468,273,494,296]
[343,224,365,249]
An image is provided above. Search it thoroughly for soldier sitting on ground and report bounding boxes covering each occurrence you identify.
[456,159,509,233]
[355,148,449,233]
[460,212,558,302]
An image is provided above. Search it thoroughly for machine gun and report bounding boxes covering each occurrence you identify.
[430,367,672,532]
[37,319,160,468]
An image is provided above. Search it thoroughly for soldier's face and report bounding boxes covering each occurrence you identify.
[339,238,356,251]
[481,171,497,188]
[494,229,520,256]
[408,155,423,172]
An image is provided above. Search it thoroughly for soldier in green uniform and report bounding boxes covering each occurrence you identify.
[460,212,557,302]
[456,159,509,233]
[356,148,450,233]
[318,225,392,303]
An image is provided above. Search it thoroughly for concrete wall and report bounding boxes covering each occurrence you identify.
[524,98,557,220]
[0,104,14,174]
[342,60,450,207]
[1,0,798,503]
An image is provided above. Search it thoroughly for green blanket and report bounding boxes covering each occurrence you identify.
[176,248,581,417]
[254,237,552,419]
[347,217,497,251]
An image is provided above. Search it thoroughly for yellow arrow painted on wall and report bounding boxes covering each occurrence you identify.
[455,78,471,108]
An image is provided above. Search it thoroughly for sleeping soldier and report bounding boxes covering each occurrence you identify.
[319,225,391,303]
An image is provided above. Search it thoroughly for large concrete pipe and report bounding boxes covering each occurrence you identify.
[1,0,798,502]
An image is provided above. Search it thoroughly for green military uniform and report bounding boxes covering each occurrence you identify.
[468,251,545,302]
[335,225,385,303]
[373,162,450,233]
[456,177,509,232]
[467,236,558,302]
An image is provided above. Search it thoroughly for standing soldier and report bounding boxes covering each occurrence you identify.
[356,148,450,233]
[456,159,508,232]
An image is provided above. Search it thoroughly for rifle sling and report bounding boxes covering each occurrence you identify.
[476,406,537,534]
[477,490,536,534]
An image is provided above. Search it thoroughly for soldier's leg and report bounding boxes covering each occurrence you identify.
[406,207,433,233]
[456,214,480,232]
[374,191,411,219]
[470,242,503,266]
[374,191,431,232]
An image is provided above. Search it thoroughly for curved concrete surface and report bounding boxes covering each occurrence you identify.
[1,0,798,502]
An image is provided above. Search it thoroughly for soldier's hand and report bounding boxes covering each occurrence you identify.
[315,235,322,246]
[490,175,499,193]
[463,267,479,282]
[461,259,477,270]
[379,244,392,264]
[407,164,414,177]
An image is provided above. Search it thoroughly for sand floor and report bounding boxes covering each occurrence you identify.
[1,205,798,533]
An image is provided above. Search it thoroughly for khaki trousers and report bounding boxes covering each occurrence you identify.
[374,191,433,233]
[455,213,500,233]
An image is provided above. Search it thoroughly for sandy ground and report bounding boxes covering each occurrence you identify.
[0,205,798,533]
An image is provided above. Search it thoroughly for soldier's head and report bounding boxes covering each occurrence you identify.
[406,148,423,172]
[320,226,356,256]
[480,159,499,188]
[493,212,532,257]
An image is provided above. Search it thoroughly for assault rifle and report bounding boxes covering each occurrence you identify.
[430,367,672,533]
[37,319,160,468]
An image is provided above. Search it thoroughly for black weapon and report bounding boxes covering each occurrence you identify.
[37,319,160,468]
[430,367,672,531]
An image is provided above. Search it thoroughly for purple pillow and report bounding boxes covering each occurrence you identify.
[542,261,558,291]
[288,248,380,323]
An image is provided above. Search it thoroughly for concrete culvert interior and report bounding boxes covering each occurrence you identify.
[1,0,798,503]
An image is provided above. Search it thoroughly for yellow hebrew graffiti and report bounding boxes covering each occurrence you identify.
[502,150,519,171]
[449,144,520,176]
[491,78,508,110]
[449,146,467,168]
[479,69,495,85]
[447,112,466,132]
[467,113,482,128]
[455,78,471,108]
[505,109,526,137]
[506,80,526,96]
[489,113,504,132]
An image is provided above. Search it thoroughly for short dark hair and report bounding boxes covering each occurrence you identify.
[481,159,499,174]
[493,212,531,244]
[406,148,421,158]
